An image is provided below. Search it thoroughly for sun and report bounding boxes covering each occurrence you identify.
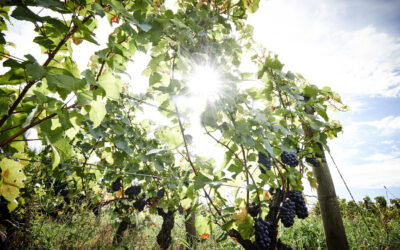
[186,64,223,102]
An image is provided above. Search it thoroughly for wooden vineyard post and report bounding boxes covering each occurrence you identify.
[303,99,349,250]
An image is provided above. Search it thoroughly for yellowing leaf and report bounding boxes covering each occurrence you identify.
[233,207,248,224]
[264,191,273,200]
[72,35,83,45]
[116,189,124,198]
[0,159,25,202]
[7,199,18,212]
[12,153,29,167]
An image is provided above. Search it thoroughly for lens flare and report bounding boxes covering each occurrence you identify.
[187,65,222,101]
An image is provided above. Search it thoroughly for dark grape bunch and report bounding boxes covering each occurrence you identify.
[258,152,271,174]
[133,197,146,212]
[280,199,296,227]
[280,151,299,167]
[157,188,165,198]
[111,178,122,192]
[306,155,318,167]
[248,202,261,217]
[254,217,272,249]
[287,190,308,219]
[125,185,141,199]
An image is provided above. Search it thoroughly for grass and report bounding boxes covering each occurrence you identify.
[12,208,400,249]
[279,214,400,249]
[24,210,241,249]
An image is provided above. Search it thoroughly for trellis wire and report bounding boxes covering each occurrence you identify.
[327,151,375,239]
[7,156,273,192]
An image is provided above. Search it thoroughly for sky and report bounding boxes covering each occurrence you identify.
[2,1,400,203]
[248,0,400,201]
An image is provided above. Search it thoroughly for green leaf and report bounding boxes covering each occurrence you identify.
[32,90,47,103]
[109,0,139,25]
[50,144,60,168]
[237,216,254,240]
[11,6,42,23]
[10,141,25,152]
[149,72,162,86]
[193,172,212,190]
[77,91,94,106]
[221,219,234,231]
[302,85,318,98]
[0,97,9,115]
[102,151,114,164]
[52,137,72,162]
[98,72,123,99]
[37,0,66,11]
[89,98,106,128]
[39,119,63,143]
[138,23,152,32]
[26,63,46,80]
[46,74,86,91]
[33,36,56,50]
[91,3,106,17]
[263,139,275,157]
[43,17,69,33]
[195,215,211,235]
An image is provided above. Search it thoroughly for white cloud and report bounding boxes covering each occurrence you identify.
[364,153,396,162]
[381,140,394,145]
[359,116,400,135]
[328,157,400,188]
[247,0,400,97]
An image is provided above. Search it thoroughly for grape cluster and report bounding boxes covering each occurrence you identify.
[111,178,122,192]
[133,198,146,212]
[254,217,272,249]
[258,152,271,174]
[248,202,261,217]
[280,199,296,227]
[306,155,318,167]
[157,188,165,198]
[280,151,299,167]
[287,190,308,219]
[125,185,141,199]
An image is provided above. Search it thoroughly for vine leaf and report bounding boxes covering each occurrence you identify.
[233,207,248,223]
[89,98,106,128]
[0,158,26,211]
[98,72,123,99]
[236,215,254,240]
[52,138,72,162]
[263,139,275,157]
[50,143,60,168]
[193,173,212,190]
[12,152,29,167]
[195,214,211,235]
[11,6,42,23]
[26,62,46,80]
